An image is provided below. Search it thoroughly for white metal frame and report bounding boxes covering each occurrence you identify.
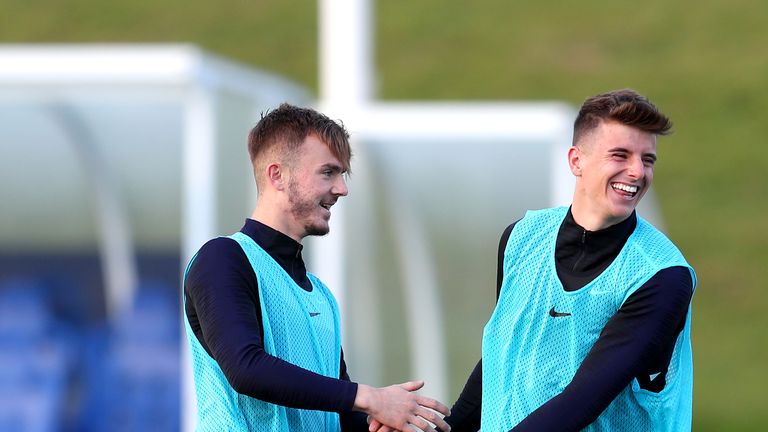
[0,44,309,432]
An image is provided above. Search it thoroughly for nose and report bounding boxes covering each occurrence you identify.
[332,175,348,197]
[627,156,645,180]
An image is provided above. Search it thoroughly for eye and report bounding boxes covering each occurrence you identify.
[611,152,628,160]
[320,165,343,178]
[643,157,656,167]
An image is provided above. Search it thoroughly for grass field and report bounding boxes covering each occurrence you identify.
[2,1,766,429]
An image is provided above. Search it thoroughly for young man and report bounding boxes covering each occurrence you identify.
[183,104,450,431]
[443,89,697,431]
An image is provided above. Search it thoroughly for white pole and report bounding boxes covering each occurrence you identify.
[317,0,449,400]
[316,0,374,341]
[319,0,374,107]
[181,82,218,432]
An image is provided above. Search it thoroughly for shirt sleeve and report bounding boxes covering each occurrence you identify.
[184,237,359,413]
[509,266,693,431]
[443,359,482,431]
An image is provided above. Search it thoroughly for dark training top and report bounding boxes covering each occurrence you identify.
[444,209,693,432]
[184,219,368,431]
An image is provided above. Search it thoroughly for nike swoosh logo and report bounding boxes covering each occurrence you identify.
[309,312,320,317]
[548,307,571,318]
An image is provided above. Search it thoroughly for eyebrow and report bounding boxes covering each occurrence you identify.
[607,147,657,162]
[320,163,345,173]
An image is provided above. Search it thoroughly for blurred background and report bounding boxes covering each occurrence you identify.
[1,0,766,431]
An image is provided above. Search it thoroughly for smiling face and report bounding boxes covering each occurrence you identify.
[282,134,348,240]
[569,120,658,231]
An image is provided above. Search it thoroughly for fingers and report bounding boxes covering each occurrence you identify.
[416,406,450,432]
[368,418,380,431]
[395,382,451,431]
[369,417,398,432]
[392,393,448,431]
[371,407,450,432]
[409,423,435,432]
[397,380,425,392]
[372,422,435,432]
[415,394,451,417]
[408,406,451,432]
[366,381,450,432]
[406,415,436,431]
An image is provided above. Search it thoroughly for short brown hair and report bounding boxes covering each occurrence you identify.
[573,89,672,146]
[247,103,351,185]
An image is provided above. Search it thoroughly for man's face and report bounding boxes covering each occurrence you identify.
[284,134,348,240]
[571,120,657,230]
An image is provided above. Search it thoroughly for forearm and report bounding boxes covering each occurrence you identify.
[200,297,358,411]
[220,347,358,412]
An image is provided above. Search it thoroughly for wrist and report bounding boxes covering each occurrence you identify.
[353,383,375,413]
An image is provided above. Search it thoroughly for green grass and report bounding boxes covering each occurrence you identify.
[3,0,767,428]
[375,3,768,426]
[0,0,320,88]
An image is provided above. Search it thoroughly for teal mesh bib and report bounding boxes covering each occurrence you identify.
[481,207,696,431]
[184,232,343,431]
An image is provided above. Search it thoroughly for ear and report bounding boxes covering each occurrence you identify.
[266,163,286,191]
[568,146,582,177]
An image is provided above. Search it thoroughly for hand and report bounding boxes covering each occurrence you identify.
[368,417,424,432]
[355,381,451,432]
[366,416,397,432]
[368,417,447,432]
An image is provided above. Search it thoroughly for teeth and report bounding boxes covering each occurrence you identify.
[612,183,638,193]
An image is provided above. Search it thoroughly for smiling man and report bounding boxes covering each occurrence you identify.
[443,89,697,431]
[183,104,450,431]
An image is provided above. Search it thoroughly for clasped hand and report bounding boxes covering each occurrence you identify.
[356,380,450,432]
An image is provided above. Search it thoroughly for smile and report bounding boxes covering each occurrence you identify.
[611,182,639,197]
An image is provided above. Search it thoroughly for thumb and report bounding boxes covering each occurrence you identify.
[398,380,425,392]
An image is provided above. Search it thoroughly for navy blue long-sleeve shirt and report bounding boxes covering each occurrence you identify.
[184,219,368,430]
[444,209,693,431]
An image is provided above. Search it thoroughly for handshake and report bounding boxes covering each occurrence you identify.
[355,380,451,432]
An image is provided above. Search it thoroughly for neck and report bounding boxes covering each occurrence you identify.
[251,200,304,243]
[570,202,628,232]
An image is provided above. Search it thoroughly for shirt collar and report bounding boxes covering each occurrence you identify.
[241,218,304,260]
[555,207,637,274]
[562,207,637,242]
